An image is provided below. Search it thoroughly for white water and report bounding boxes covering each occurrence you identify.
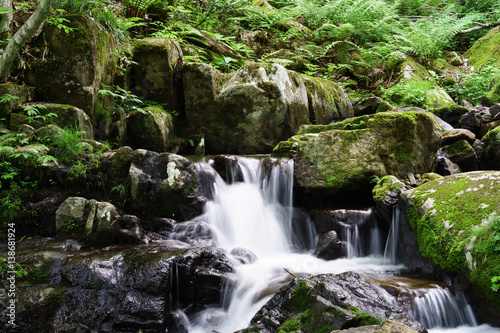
[176,157,499,333]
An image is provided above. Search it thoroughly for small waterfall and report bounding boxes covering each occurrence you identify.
[335,209,385,258]
[383,206,401,265]
[410,286,477,329]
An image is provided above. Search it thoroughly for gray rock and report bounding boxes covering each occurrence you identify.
[441,129,476,146]
[313,230,343,260]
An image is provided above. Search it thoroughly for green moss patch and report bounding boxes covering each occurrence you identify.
[464,26,500,69]
[403,171,500,309]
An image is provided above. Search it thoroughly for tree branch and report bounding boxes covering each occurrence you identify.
[0,0,54,82]
[457,21,500,35]
[0,0,13,41]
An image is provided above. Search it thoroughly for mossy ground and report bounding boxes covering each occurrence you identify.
[404,172,500,309]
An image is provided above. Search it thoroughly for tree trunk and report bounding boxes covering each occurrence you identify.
[0,0,13,42]
[0,0,54,82]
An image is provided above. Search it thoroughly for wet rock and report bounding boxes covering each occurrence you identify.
[313,230,343,260]
[441,129,476,146]
[230,247,258,264]
[336,320,418,332]
[274,112,441,196]
[372,176,408,226]
[246,272,427,333]
[128,150,205,220]
[169,219,216,247]
[436,151,462,176]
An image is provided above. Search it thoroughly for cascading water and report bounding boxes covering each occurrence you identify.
[171,156,498,333]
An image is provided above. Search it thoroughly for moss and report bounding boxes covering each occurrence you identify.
[372,176,404,202]
[421,172,442,184]
[25,289,65,332]
[404,172,500,309]
[429,105,468,120]
[290,280,312,312]
[346,307,382,327]
[483,126,500,144]
[446,139,474,157]
[483,76,500,105]
[464,26,500,69]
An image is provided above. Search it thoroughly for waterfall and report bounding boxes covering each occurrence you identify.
[384,206,401,265]
[410,286,477,328]
[173,156,492,333]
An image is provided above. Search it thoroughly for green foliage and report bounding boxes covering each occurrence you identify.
[0,257,28,279]
[444,63,500,105]
[45,16,77,34]
[391,15,478,63]
[0,94,20,104]
[48,126,87,162]
[0,193,24,227]
[22,104,58,124]
[99,86,148,114]
[383,80,433,107]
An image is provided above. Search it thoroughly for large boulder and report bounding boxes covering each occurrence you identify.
[273,111,442,195]
[131,38,183,112]
[126,106,176,152]
[25,15,116,122]
[245,273,427,333]
[400,171,500,311]
[127,150,205,220]
[182,62,352,154]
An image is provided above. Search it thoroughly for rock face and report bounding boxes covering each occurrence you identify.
[400,171,500,310]
[372,176,408,225]
[128,150,205,220]
[132,38,183,113]
[0,83,34,118]
[245,273,427,333]
[273,111,442,195]
[182,62,352,154]
[3,238,234,333]
[25,15,116,122]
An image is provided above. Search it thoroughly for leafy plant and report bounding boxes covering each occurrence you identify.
[22,104,57,124]
[0,193,24,228]
[0,94,20,104]
[45,15,77,34]
[0,257,28,279]
[123,0,159,17]
[443,62,500,105]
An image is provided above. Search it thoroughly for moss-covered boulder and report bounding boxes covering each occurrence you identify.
[483,76,500,106]
[372,176,408,225]
[400,171,500,310]
[132,38,183,113]
[302,75,353,123]
[429,105,469,128]
[55,197,143,245]
[182,62,350,154]
[245,273,426,333]
[25,16,116,122]
[464,26,500,69]
[126,106,176,152]
[383,58,455,109]
[482,125,500,169]
[441,139,478,172]
[352,96,392,117]
[273,111,441,195]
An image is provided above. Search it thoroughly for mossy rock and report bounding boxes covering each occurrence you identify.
[482,125,500,169]
[273,111,442,195]
[182,62,311,154]
[25,15,116,122]
[132,38,183,112]
[429,105,469,128]
[302,75,353,124]
[482,75,500,106]
[401,171,500,310]
[126,106,176,152]
[464,26,500,69]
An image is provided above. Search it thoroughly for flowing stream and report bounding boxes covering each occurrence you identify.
[172,156,499,333]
